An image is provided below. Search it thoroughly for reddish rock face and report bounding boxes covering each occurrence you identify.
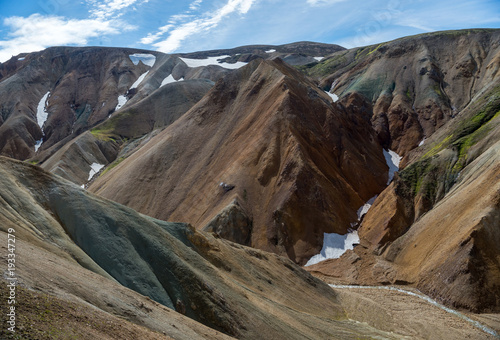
[0,47,152,159]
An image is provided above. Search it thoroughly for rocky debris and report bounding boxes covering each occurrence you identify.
[218,182,235,192]
[203,200,252,245]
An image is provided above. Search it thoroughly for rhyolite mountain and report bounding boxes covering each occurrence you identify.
[0,156,399,339]
[1,28,500,337]
[303,28,500,313]
[89,57,388,265]
[0,157,492,339]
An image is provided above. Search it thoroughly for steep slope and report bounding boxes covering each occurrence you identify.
[307,32,500,313]
[0,47,152,159]
[0,42,343,164]
[0,46,237,166]
[39,78,215,185]
[305,29,500,158]
[312,129,500,313]
[0,156,411,339]
[89,58,389,264]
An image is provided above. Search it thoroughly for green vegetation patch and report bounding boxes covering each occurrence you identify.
[405,88,412,101]
[399,158,432,197]
[304,51,349,77]
[344,75,389,101]
[405,86,500,205]
[452,109,500,171]
[90,128,116,142]
[89,113,126,142]
[455,100,500,140]
[100,156,125,176]
[367,43,384,55]
[422,135,453,159]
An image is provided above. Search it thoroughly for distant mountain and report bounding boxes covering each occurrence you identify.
[179,41,345,65]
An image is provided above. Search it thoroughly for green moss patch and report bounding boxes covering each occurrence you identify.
[100,156,125,176]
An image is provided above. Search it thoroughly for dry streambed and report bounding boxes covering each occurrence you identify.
[329,284,500,339]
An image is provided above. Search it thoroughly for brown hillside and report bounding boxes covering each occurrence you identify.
[90,58,389,264]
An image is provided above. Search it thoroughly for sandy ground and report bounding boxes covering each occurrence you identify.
[329,283,500,339]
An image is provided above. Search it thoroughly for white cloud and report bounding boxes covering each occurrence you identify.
[189,0,203,11]
[394,1,500,32]
[88,0,147,19]
[0,14,134,62]
[307,0,347,5]
[396,18,434,32]
[140,24,173,44]
[148,0,256,53]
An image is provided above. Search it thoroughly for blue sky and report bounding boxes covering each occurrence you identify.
[0,0,499,62]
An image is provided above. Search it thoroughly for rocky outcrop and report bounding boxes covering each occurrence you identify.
[203,200,252,245]
[180,41,345,66]
[383,138,500,312]
[0,47,153,158]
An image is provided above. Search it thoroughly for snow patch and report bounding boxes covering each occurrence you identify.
[130,71,149,89]
[115,69,152,111]
[180,55,247,69]
[129,53,156,67]
[314,56,324,61]
[418,138,426,147]
[356,195,378,220]
[18,57,25,61]
[34,140,43,152]
[160,74,183,87]
[305,230,360,266]
[88,163,105,181]
[115,95,127,111]
[383,149,401,184]
[326,91,339,102]
[37,91,50,130]
[265,49,276,53]
[326,80,339,102]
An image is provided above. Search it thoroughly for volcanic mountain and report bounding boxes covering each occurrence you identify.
[89,57,388,264]
[303,29,500,312]
[0,29,500,338]
[0,156,495,339]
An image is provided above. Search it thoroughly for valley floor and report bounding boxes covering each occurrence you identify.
[324,280,500,339]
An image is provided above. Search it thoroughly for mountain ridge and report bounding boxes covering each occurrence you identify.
[0,29,500,334]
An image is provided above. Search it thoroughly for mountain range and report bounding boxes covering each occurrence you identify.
[0,29,499,339]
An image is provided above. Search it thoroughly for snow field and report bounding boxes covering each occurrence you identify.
[180,55,247,69]
[88,163,105,181]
